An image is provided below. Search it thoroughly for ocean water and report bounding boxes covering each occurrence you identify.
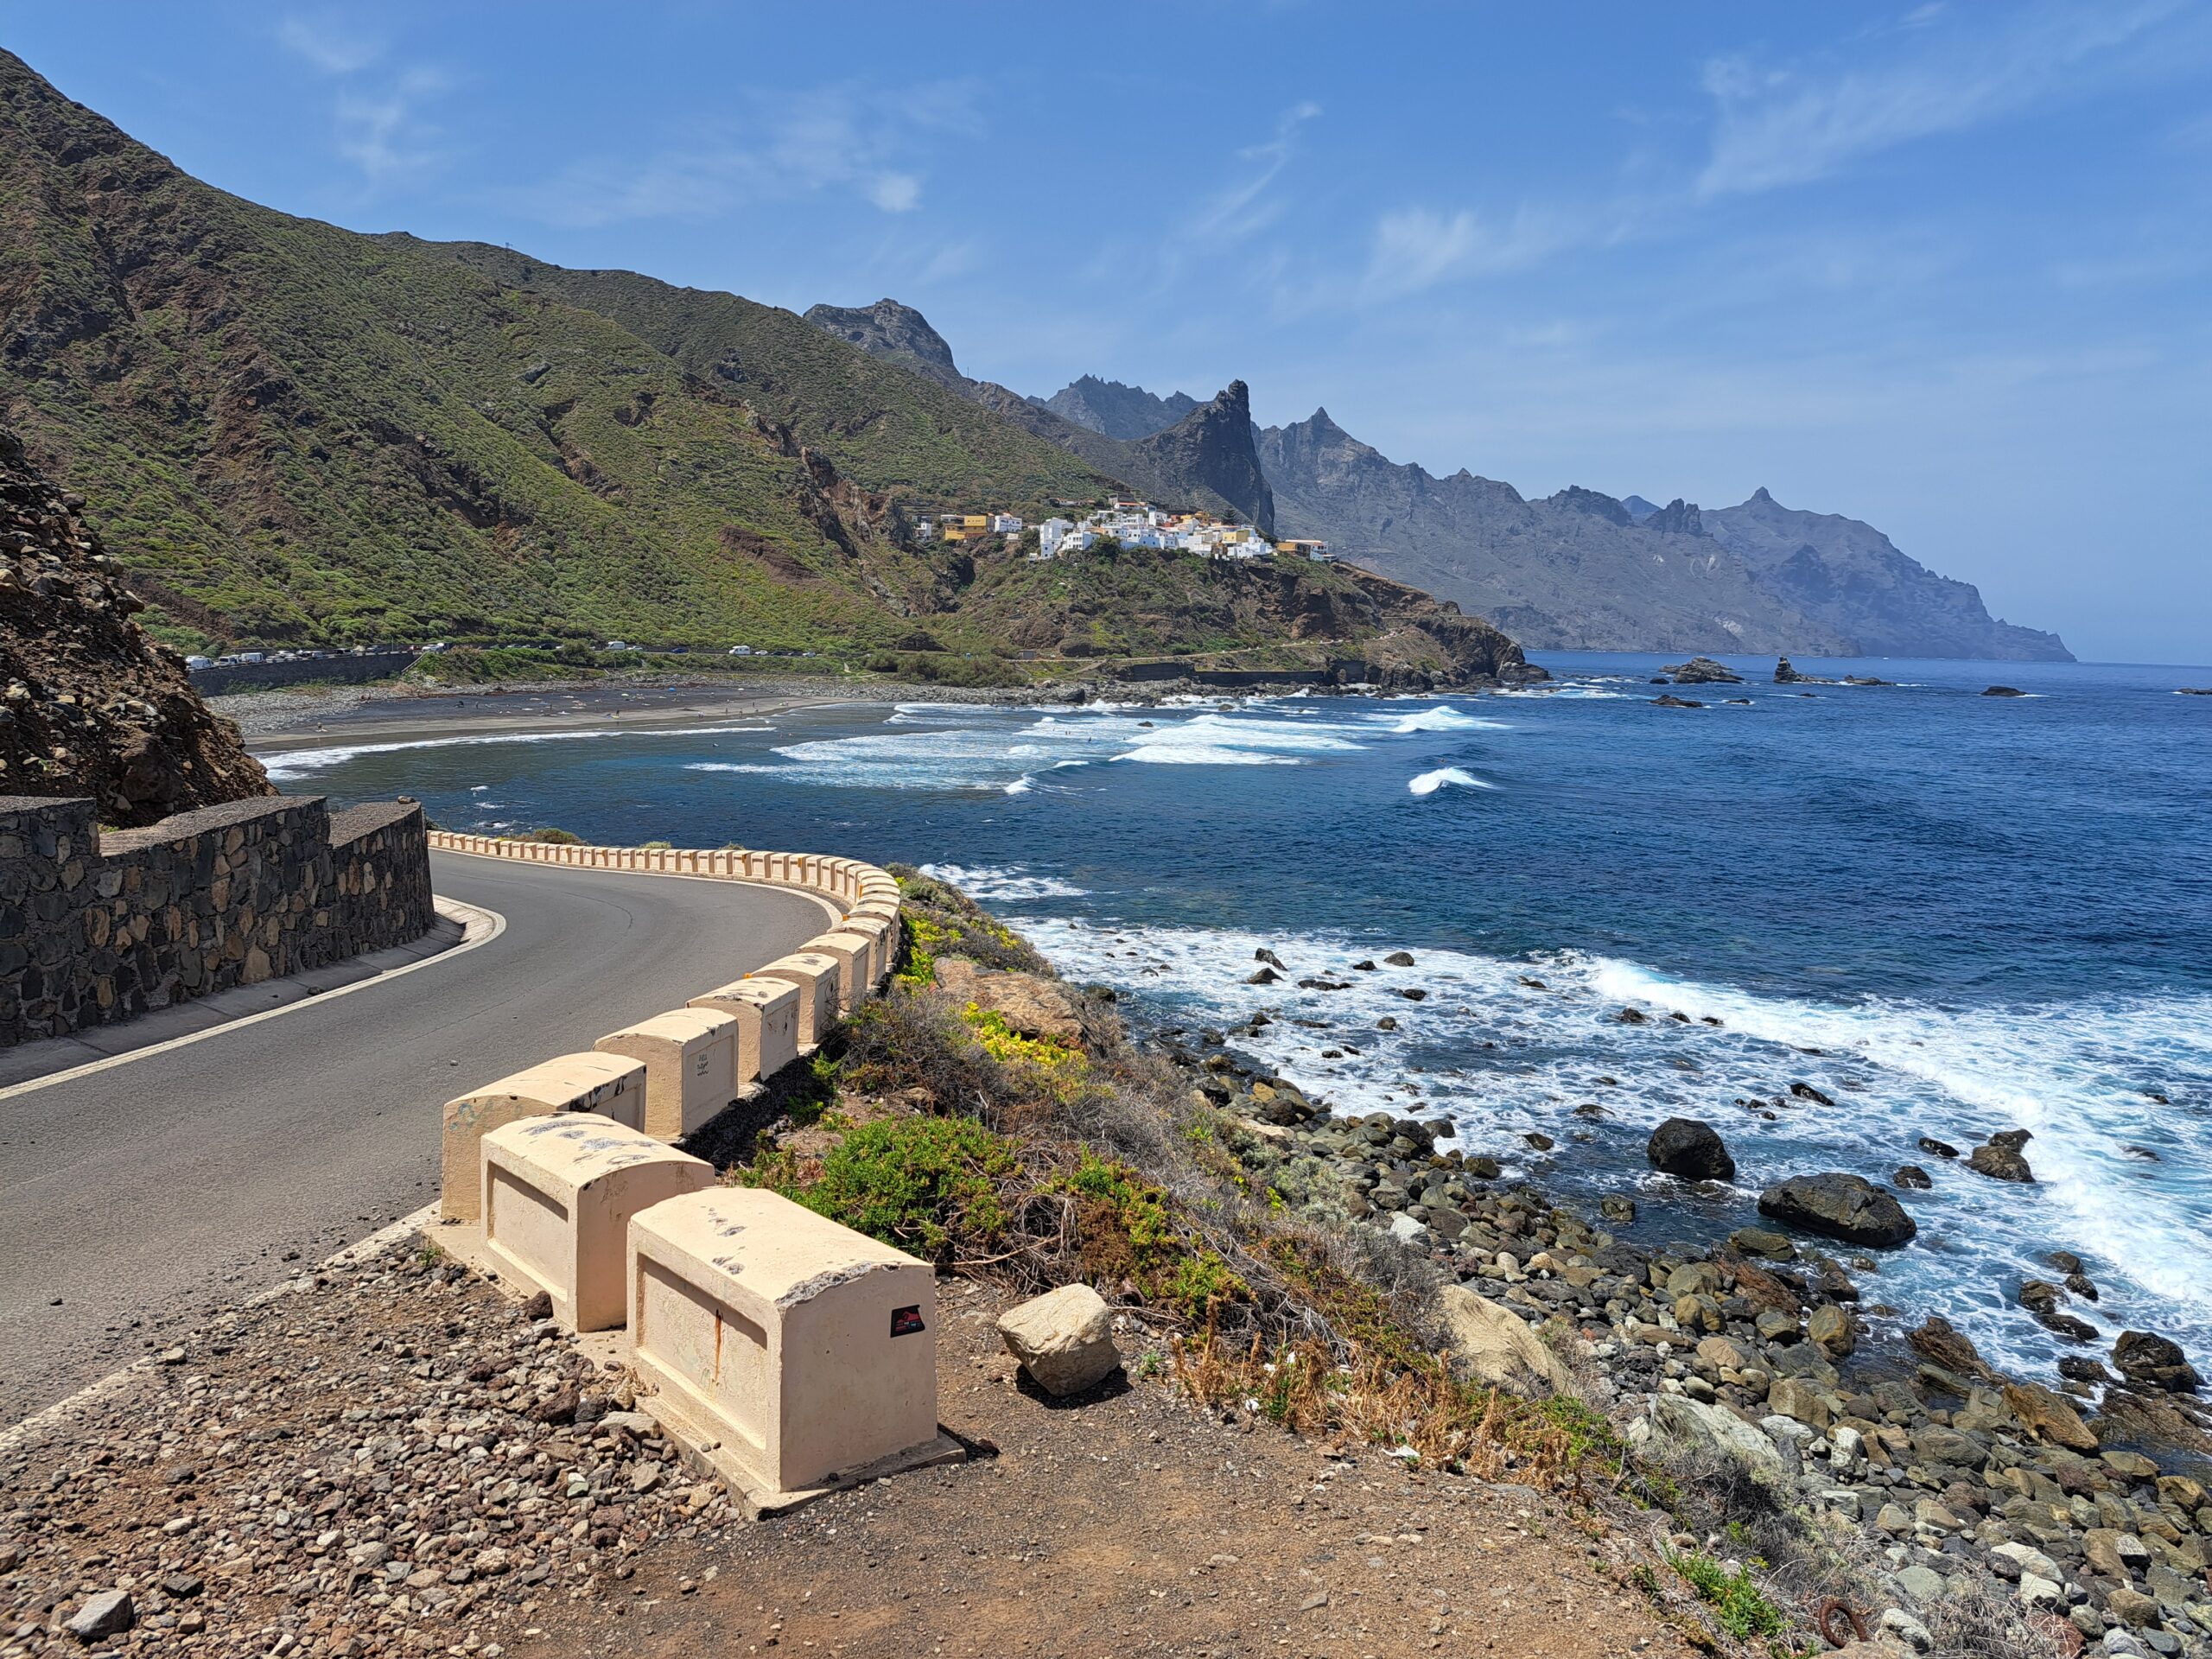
[273,653,2212,1383]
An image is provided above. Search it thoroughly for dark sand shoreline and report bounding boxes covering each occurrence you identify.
[225,675,1041,753]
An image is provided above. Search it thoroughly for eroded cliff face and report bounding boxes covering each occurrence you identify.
[0,427,269,825]
[1125,382,1274,538]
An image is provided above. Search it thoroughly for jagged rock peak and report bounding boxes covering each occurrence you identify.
[1548,486,1634,526]
[801,299,960,378]
[1036,375,1199,442]
[1129,382,1274,537]
[1643,498,1705,537]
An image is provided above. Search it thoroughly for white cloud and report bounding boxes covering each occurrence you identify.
[334,67,452,185]
[512,82,976,228]
[866,172,921,213]
[276,13,383,76]
[1186,101,1321,241]
[1698,2,2183,197]
[1358,207,1573,301]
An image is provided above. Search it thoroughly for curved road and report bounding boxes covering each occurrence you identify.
[0,852,832,1424]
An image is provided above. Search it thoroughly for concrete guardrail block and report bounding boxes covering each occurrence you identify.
[626,1187,955,1511]
[440,1052,647,1222]
[835,912,892,987]
[594,1008,741,1141]
[480,1116,713,1332]
[685,977,801,1085]
[750,952,840,1050]
[804,931,876,1013]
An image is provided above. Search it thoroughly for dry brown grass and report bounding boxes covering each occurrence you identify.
[1170,1319,1614,1494]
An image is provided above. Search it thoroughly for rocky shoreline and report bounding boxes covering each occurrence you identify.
[1144,964,2212,1656]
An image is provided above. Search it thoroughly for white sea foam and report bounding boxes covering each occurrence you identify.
[700,706,1395,791]
[1007,913,2212,1383]
[1384,706,1508,734]
[1408,767,1494,796]
[921,863,1086,900]
[260,722,772,779]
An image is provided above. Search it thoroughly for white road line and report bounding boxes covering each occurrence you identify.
[0,899,505,1103]
[0,1202,439,1451]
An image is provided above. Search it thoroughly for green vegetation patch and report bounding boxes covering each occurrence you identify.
[750,1115,1018,1259]
[1057,1150,1249,1322]
[1665,1551,1789,1642]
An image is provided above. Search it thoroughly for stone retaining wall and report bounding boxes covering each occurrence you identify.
[0,792,434,1046]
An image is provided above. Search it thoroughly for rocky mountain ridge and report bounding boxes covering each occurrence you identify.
[1258,409,1852,653]
[1036,374,2071,660]
[1702,487,2069,662]
[1034,374,1199,441]
[803,301,1274,532]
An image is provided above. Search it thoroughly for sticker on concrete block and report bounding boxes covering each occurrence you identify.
[890,1305,925,1338]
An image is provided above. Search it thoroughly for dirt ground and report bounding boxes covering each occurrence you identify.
[0,1236,1698,1659]
[556,1276,1694,1659]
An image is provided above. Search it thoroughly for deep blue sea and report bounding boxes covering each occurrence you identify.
[272,653,2212,1384]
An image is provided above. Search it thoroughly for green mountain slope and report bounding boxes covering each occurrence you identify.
[405,243,1111,512]
[0,52,1535,689]
[0,51,1090,651]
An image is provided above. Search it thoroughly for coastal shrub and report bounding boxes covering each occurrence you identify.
[756,1115,1019,1260]
[1629,1434,1804,1576]
[861,650,1027,689]
[1057,1150,1248,1321]
[1172,1326,1606,1486]
[840,987,1025,1124]
[524,826,582,843]
[1663,1551,1788,1643]
[893,940,938,988]
[961,1004,1089,1102]
[889,866,1052,972]
[1916,1573,2070,1659]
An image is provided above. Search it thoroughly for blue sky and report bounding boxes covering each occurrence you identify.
[5,3,2208,662]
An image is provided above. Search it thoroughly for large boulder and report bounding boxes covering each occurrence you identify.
[1647,1394,1787,1485]
[1439,1286,1573,1395]
[1758,1173,1916,1249]
[1908,1315,1995,1382]
[935,957,1088,1046]
[996,1284,1121,1396]
[2002,1382,2099,1452]
[2112,1330,2202,1394]
[1646,1117,1736,1182]
[1965,1129,2035,1183]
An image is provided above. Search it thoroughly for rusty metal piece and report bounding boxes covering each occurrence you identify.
[1815,1597,1869,1650]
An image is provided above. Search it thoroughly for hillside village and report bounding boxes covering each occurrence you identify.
[921,494,1330,563]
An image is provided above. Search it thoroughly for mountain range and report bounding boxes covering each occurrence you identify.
[804,304,2069,660]
[0,50,1529,687]
[0,46,2063,671]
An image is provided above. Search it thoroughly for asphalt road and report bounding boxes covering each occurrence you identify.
[0,852,832,1425]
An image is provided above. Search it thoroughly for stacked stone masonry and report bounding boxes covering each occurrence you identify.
[0,792,433,1046]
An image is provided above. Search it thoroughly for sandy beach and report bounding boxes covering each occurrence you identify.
[220,674,1048,753]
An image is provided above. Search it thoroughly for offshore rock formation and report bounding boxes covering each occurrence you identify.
[0,426,267,825]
